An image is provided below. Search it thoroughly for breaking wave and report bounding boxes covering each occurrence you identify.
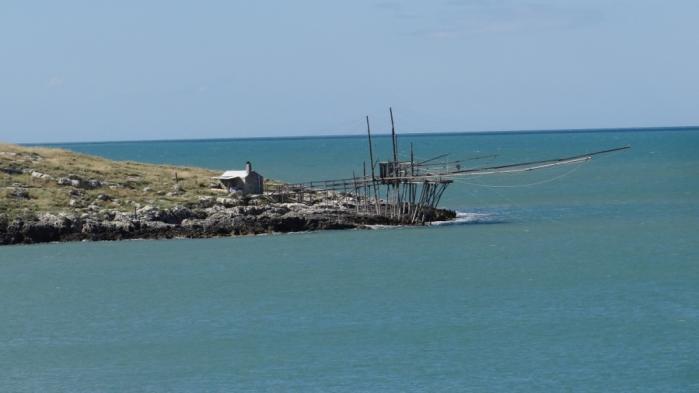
[366,210,506,230]
[430,211,502,226]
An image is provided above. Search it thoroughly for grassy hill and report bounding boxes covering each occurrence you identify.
[1,143,455,245]
[0,143,240,218]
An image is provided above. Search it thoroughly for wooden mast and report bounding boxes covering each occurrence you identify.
[366,116,381,214]
[366,116,376,180]
[389,107,397,163]
[389,108,399,218]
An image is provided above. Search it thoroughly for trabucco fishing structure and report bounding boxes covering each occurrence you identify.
[269,109,630,224]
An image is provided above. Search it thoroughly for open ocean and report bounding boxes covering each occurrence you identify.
[1,129,698,392]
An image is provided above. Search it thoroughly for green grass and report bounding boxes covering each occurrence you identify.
[0,143,279,219]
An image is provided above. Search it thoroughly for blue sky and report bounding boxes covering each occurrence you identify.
[1,0,698,143]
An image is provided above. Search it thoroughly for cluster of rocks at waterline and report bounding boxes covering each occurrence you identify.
[0,143,455,245]
[0,194,456,245]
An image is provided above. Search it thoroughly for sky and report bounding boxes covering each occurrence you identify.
[1,0,698,143]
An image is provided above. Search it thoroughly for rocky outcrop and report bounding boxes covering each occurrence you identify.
[6,186,30,199]
[56,175,103,189]
[0,198,455,246]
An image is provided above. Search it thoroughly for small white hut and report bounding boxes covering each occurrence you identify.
[215,162,264,195]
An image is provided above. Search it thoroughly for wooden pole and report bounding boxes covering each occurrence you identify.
[363,161,368,213]
[386,185,391,218]
[389,108,399,220]
[389,107,397,163]
[434,183,448,209]
[366,116,381,215]
[352,171,359,214]
[410,142,414,176]
[366,116,376,181]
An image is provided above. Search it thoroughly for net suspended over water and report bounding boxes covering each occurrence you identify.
[270,110,630,224]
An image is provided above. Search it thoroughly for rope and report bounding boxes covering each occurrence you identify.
[451,159,588,188]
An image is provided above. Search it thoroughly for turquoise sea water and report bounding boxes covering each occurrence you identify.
[2,129,698,392]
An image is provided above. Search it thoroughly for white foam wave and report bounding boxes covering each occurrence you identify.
[430,211,494,226]
[366,224,404,230]
[365,211,498,229]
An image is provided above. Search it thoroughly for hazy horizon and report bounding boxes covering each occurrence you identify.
[2,1,698,143]
[9,124,695,146]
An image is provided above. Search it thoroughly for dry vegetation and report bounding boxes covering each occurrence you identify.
[0,143,269,218]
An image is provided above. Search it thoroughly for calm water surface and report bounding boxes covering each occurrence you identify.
[2,129,698,392]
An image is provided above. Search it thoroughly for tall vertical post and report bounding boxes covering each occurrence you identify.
[366,116,381,215]
[410,142,414,176]
[389,107,398,220]
[352,171,359,214]
[366,116,376,181]
[389,107,397,163]
[363,161,368,213]
[409,142,415,216]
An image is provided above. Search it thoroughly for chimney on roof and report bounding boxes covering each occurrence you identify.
[245,161,252,174]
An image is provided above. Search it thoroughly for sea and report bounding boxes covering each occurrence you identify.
[1,128,698,392]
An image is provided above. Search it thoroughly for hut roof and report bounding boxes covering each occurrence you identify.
[216,170,250,180]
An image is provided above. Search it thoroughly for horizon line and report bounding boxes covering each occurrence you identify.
[19,124,699,146]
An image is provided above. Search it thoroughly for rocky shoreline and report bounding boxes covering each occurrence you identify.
[0,196,456,246]
[0,143,456,246]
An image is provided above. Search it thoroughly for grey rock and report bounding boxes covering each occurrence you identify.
[215,197,239,208]
[57,177,81,187]
[85,179,102,189]
[0,166,23,175]
[0,188,456,245]
[7,187,29,199]
[31,171,53,180]
[161,205,196,224]
[197,196,215,208]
